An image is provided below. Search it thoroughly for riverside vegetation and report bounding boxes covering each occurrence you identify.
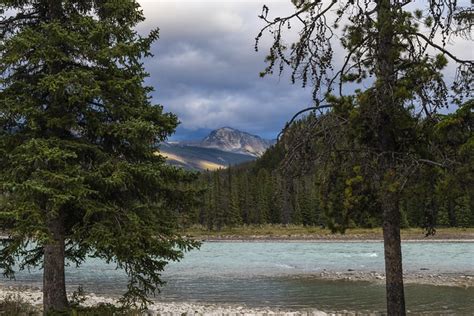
[183,225,474,240]
[253,1,473,313]
[0,293,142,316]
[189,101,473,232]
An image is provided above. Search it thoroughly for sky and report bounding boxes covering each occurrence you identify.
[135,0,473,141]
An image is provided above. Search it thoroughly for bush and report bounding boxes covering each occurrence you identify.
[0,293,143,316]
[0,294,39,316]
[69,304,143,316]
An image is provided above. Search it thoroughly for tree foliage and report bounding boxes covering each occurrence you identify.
[192,100,473,231]
[0,0,199,308]
[254,1,472,313]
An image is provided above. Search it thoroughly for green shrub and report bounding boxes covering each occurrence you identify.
[0,294,39,316]
[70,304,142,316]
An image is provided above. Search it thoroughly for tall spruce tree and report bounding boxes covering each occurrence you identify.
[227,167,243,227]
[256,1,472,314]
[0,0,199,312]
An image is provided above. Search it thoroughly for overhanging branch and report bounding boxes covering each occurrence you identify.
[278,104,333,140]
[412,32,474,65]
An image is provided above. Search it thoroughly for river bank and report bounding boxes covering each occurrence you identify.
[3,227,474,242]
[1,273,472,315]
[1,240,472,314]
[183,226,474,241]
[0,286,334,315]
[312,270,473,287]
[2,267,472,315]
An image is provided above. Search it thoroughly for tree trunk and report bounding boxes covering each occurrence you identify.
[375,0,407,314]
[43,2,69,312]
[382,197,406,315]
[43,217,68,314]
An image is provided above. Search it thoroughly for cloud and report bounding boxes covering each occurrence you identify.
[137,0,472,140]
[135,0,314,139]
[156,80,311,133]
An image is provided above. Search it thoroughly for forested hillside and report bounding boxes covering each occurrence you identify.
[189,100,473,231]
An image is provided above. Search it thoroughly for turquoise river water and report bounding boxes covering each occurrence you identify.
[1,241,473,314]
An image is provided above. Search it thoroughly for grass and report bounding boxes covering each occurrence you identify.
[0,294,39,316]
[0,296,144,316]
[68,304,142,316]
[182,224,474,239]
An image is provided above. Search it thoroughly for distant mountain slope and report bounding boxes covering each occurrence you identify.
[199,127,275,157]
[157,127,274,171]
[158,143,256,171]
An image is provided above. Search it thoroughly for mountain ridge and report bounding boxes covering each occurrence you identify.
[159,127,275,171]
[198,127,275,157]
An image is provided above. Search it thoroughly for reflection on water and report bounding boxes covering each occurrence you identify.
[1,242,473,313]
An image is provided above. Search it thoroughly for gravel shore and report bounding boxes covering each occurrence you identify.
[310,270,473,287]
[1,269,472,316]
[0,286,334,315]
[196,233,474,242]
[1,236,471,315]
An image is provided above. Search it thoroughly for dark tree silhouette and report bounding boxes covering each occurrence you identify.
[0,0,199,312]
[255,1,472,314]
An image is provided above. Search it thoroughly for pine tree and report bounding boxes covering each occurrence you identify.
[0,1,199,312]
[213,170,228,230]
[238,172,251,224]
[255,169,271,224]
[257,1,472,314]
[433,100,474,227]
[227,167,242,227]
[268,174,283,224]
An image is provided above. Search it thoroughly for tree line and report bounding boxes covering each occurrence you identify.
[190,100,473,231]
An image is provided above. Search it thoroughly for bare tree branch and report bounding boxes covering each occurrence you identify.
[278,104,333,140]
[412,32,474,65]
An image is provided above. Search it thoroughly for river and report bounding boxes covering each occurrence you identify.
[1,241,473,314]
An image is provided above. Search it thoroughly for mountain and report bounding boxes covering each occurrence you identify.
[158,143,256,171]
[157,127,275,171]
[199,127,275,157]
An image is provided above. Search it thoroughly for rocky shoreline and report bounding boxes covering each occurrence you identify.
[0,286,331,315]
[183,227,474,242]
[1,270,472,315]
[202,238,474,243]
[310,270,473,288]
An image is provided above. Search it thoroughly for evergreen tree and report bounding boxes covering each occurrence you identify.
[291,189,303,225]
[268,174,283,223]
[255,169,271,224]
[194,101,472,231]
[433,100,474,227]
[212,171,225,230]
[0,1,199,312]
[256,1,472,314]
[299,177,316,226]
[238,172,251,224]
[227,167,242,227]
[198,171,214,228]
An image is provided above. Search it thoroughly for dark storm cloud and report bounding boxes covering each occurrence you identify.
[137,0,313,139]
[136,0,472,140]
